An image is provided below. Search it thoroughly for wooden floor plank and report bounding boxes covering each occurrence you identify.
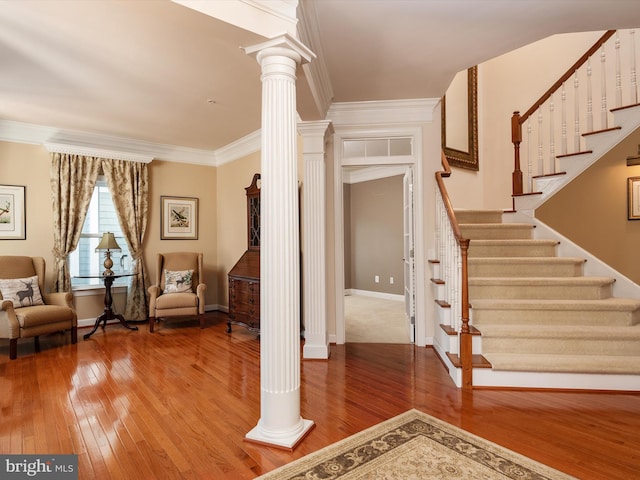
[0,312,638,479]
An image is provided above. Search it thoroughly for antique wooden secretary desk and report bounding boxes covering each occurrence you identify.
[227,174,260,334]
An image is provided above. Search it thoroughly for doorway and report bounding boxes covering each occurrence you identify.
[342,166,413,343]
[332,126,426,346]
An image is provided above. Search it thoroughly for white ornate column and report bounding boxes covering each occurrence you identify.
[299,120,332,359]
[244,35,315,449]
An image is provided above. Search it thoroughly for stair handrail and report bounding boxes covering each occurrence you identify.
[436,150,472,389]
[511,30,617,196]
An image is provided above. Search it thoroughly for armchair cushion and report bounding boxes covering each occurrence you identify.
[14,304,75,329]
[163,269,193,294]
[156,292,199,310]
[0,275,44,307]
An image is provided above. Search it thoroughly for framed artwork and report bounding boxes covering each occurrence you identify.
[442,65,479,171]
[0,184,26,240]
[628,177,640,220]
[161,196,198,239]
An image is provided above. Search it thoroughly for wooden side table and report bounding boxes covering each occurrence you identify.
[76,273,138,339]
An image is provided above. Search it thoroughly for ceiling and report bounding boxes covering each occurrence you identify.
[1,0,638,156]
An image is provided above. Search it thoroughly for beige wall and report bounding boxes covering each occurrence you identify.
[536,127,640,284]
[445,31,605,210]
[345,175,404,295]
[0,142,218,321]
[146,159,218,306]
[215,151,261,305]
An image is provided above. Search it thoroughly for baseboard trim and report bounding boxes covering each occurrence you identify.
[346,289,404,302]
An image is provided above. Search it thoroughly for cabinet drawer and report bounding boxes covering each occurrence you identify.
[229,278,259,294]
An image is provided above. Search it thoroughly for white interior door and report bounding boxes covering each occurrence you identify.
[403,166,415,343]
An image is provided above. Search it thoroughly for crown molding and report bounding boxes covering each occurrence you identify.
[44,142,153,163]
[0,120,240,167]
[297,0,334,118]
[327,98,439,126]
[214,129,262,166]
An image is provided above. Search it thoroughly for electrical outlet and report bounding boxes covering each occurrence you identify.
[390,277,394,284]
[374,275,380,283]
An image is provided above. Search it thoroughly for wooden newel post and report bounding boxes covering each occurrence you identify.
[511,111,523,196]
[460,238,472,389]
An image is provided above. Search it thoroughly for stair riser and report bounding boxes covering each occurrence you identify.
[469,263,583,277]
[461,225,533,240]
[469,244,557,257]
[470,283,613,300]
[472,309,638,327]
[483,337,640,356]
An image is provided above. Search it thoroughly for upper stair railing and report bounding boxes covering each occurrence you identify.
[435,150,472,389]
[512,29,639,196]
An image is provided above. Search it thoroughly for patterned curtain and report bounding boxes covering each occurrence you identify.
[102,160,149,321]
[50,153,102,292]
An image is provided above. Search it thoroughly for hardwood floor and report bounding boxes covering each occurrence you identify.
[1,311,639,479]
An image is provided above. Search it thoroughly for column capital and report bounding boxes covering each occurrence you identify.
[298,120,333,156]
[244,33,316,65]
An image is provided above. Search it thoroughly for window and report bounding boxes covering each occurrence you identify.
[69,177,131,287]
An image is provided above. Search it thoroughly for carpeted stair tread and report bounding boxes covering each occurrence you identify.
[478,324,640,339]
[470,276,615,300]
[471,298,640,326]
[484,353,640,374]
[454,209,503,224]
[460,223,534,240]
[472,297,640,311]
[469,239,559,258]
[469,257,585,277]
[479,325,640,355]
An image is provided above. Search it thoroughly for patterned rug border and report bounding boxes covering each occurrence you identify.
[256,409,577,479]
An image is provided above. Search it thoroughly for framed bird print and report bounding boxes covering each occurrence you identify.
[161,196,198,239]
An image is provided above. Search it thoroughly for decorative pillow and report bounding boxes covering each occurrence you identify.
[0,275,45,308]
[163,269,193,294]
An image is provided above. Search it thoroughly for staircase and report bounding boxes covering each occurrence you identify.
[432,104,640,391]
[458,209,640,389]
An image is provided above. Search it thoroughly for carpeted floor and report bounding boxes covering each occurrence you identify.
[344,294,410,343]
[344,295,410,343]
[256,409,577,479]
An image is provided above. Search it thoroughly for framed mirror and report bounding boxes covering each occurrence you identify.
[441,65,479,171]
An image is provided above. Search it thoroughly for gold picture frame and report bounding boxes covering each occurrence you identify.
[161,196,199,239]
[628,177,640,220]
[442,65,479,171]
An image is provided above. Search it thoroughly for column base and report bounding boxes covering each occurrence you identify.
[303,343,330,359]
[245,419,315,451]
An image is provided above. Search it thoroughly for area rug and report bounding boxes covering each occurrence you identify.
[256,409,576,479]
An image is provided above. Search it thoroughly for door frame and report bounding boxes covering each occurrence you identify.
[333,125,426,346]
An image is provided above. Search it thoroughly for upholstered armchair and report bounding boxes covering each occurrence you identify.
[0,256,77,359]
[148,252,206,332]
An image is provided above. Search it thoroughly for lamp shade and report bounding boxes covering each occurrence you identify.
[95,232,121,251]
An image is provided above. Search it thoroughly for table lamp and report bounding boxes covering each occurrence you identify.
[95,232,121,276]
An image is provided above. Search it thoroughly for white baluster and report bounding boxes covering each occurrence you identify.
[587,58,593,132]
[537,110,544,178]
[631,30,638,105]
[615,32,622,108]
[561,82,568,155]
[574,71,581,151]
[601,45,608,129]
[526,119,533,193]
[549,93,556,174]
